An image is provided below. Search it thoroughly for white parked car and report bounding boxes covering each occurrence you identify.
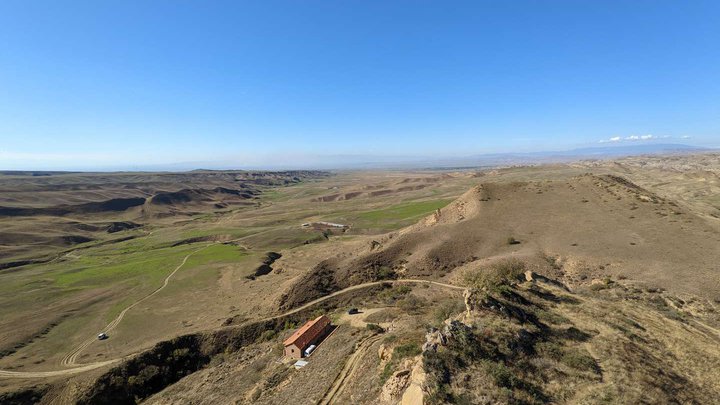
[304,344,316,356]
[97,332,108,340]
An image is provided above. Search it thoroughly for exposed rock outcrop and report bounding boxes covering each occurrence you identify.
[463,288,478,316]
[400,359,427,405]
[378,343,392,366]
[422,328,447,353]
[380,369,411,403]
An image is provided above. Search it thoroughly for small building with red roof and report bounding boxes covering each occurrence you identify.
[283,315,332,359]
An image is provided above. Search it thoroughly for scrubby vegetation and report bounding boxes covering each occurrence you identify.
[78,335,211,404]
[377,265,397,280]
[397,294,428,314]
[76,287,380,404]
[366,323,385,333]
[380,341,423,384]
[462,258,526,291]
[432,300,466,326]
[0,385,49,405]
[364,308,400,324]
[375,284,412,304]
[421,277,718,404]
[423,280,602,403]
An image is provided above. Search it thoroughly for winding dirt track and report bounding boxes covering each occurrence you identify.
[57,226,279,366]
[260,279,465,323]
[60,245,212,367]
[0,276,463,379]
[318,333,385,405]
[0,360,118,379]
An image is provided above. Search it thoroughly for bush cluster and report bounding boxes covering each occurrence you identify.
[462,258,526,291]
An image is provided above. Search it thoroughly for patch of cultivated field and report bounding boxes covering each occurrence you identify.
[352,198,454,230]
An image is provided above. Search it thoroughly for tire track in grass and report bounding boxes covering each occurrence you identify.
[60,244,212,367]
[318,334,385,405]
[3,278,463,378]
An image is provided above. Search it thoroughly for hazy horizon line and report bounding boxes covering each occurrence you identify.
[1,143,716,173]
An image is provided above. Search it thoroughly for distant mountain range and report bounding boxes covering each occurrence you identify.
[320,143,711,170]
[456,143,708,165]
[1,144,713,172]
[539,143,707,157]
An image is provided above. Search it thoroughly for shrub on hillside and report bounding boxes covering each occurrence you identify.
[397,294,427,313]
[561,350,601,374]
[462,259,526,291]
[377,265,397,280]
[433,300,466,326]
[393,343,422,359]
[258,329,277,342]
[366,323,384,333]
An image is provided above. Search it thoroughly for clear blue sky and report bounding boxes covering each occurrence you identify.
[1,1,718,169]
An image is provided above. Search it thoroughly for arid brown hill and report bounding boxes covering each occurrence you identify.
[281,174,720,308]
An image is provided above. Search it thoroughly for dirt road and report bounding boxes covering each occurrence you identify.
[0,360,119,379]
[60,244,212,367]
[58,228,276,368]
[262,279,465,323]
[1,278,464,379]
[318,333,385,405]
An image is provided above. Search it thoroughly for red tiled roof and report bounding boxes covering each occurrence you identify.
[283,315,331,349]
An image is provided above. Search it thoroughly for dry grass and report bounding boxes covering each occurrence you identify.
[461,258,526,291]
[3,154,720,402]
[422,279,720,404]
